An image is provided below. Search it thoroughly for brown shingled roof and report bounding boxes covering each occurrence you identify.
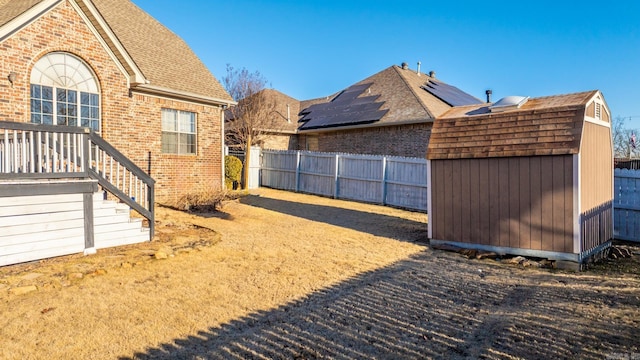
[226,89,300,132]
[296,64,480,132]
[427,90,598,160]
[0,0,41,27]
[0,0,232,103]
[91,0,231,102]
[353,65,453,125]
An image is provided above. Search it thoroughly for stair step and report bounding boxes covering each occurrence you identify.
[95,219,143,234]
[95,228,150,249]
[89,191,150,249]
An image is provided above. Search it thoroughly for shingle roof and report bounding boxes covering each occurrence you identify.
[0,0,232,103]
[226,89,300,132]
[427,90,598,160]
[297,65,480,132]
[0,0,41,27]
[298,83,388,130]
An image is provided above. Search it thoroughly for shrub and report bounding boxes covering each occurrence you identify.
[225,155,243,189]
[174,189,227,212]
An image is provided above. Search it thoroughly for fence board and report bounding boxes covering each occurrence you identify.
[260,150,428,212]
[614,168,640,242]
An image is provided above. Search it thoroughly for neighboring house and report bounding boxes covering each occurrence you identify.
[0,0,233,266]
[225,89,299,151]
[298,63,482,158]
[227,63,483,158]
[0,0,234,204]
[297,63,483,157]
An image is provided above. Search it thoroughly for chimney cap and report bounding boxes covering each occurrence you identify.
[429,70,435,78]
[401,62,409,70]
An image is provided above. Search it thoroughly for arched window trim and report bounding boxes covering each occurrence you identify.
[30,52,101,131]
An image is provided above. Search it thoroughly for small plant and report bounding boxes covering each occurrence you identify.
[225,155,242,189]
[175,189,228,212]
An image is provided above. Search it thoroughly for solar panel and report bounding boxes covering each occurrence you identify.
[298,83,388,130]
[422,80,483,107]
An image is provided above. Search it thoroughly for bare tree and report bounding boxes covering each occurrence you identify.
[612,116,640,158]
[222,64,281,189]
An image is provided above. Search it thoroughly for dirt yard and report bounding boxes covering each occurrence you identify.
[0,188,639,359]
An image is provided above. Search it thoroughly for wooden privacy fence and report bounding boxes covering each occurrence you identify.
[614,168,640,242]
[261,150,428,211]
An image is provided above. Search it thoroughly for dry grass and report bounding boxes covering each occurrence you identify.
[0,188,638,359]
[0,189,426,359]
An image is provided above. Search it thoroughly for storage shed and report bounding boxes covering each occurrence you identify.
[427,90,613,266]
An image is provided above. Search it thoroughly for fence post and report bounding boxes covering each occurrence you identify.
[381,156,387,205]
[295,151,301,192]
[334,154,339,199]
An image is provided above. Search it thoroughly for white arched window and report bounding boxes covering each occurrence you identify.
[30,52,100,131]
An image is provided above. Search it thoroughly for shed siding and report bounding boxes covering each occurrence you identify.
[431,155,574,252]
[579,121,614,251]
[580,122,613,213]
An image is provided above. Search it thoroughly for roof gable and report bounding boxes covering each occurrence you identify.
[0,0,232,104]
[297,64,479,132]
[90,0,231,103]
[226,89,300,132]
[427,91,599,160]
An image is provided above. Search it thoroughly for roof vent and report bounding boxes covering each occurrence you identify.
[401,62,409,70]
[429,70,435,78]
[489,96,529,113]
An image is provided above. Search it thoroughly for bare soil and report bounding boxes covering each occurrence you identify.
[0,188,639,359]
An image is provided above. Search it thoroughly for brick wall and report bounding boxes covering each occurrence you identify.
[260,133,298,150]
[297,123,433,158]
[0,1,222,204]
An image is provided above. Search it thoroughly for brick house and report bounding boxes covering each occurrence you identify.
[230,63,482,158]
[0,0,234,204]
[225,89,300,151]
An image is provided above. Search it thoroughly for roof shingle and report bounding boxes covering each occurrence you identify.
[297,64,481,132]
[427,90,598,160]
[0,0,232,103]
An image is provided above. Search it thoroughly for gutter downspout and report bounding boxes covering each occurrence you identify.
[221,105,226,189]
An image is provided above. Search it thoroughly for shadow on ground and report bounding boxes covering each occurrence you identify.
[239,195,427,242]
[123,251,640,360]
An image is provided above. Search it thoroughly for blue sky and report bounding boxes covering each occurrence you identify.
[132,0,640,128]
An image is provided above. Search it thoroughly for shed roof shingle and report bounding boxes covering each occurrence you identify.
[427,90,598,160]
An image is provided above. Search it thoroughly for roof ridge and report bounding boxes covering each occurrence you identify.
[391,65,435,119]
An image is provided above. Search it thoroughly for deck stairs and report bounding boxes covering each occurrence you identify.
[0,120,155,266]
[93,192,150,249]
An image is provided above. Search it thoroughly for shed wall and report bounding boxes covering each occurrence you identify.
[579,121,614,252]
[580,122,613,212]
[431,155,574,253]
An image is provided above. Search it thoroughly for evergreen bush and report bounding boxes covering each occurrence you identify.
[225,155,243,189]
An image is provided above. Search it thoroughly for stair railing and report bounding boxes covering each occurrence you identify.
[0,121,155,239]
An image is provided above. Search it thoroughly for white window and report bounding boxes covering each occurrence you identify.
[30,52,100,131]
[162,109,197,154]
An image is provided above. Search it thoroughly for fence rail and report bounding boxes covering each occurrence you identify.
[261,150,428,211]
